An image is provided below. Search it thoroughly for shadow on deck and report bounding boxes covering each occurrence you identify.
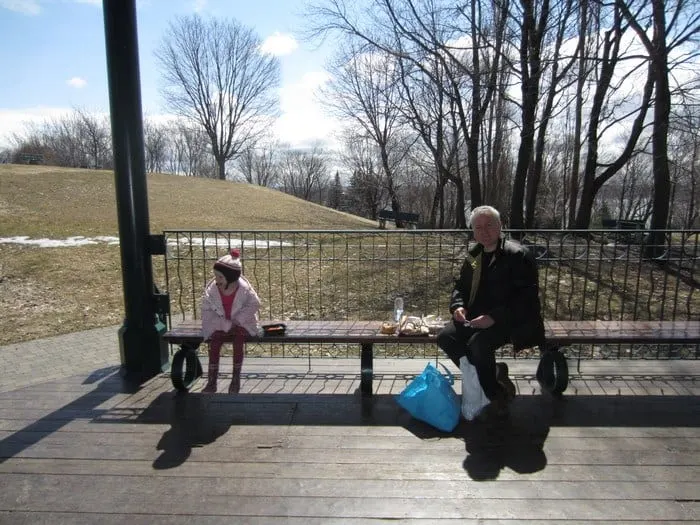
[0,363,698,523]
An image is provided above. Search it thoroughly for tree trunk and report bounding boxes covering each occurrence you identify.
[217,157,226,181]
[616,0,674,256]
[644,0,671,256]
[510,0,547,230]
[568,1,588,228]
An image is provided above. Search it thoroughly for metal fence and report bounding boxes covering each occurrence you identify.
[159,229,699,361]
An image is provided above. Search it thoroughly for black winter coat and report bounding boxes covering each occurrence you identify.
[449,237,545,351]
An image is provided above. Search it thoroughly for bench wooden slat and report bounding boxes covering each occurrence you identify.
[544,320,700,344]
[164,320,436,344]
[163,319,700,346]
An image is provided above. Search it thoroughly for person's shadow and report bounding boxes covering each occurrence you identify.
[459,396,552,480]
[151,394,230,470]
[398,394,553,480]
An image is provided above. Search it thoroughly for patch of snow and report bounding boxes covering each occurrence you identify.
[0,236,117,247]
[168,237,292,248]
[0,236,291,248]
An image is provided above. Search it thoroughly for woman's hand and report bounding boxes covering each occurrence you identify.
[453,307,467,323]
[469,314,495,329]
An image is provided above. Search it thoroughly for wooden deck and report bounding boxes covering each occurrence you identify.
[1,358,698,524]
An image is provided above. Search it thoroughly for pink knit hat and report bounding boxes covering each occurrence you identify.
[214,249,242,282]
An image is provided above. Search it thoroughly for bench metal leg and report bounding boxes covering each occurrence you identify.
[171,344,203,392]
[536,344,569,397]
[360,342,373,396]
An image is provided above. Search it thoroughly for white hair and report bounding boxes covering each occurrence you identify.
[469,205,501,228]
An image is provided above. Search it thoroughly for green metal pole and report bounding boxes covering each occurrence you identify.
[102,0,168,382]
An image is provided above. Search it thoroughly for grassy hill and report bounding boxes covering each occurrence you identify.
[0,164,375,344]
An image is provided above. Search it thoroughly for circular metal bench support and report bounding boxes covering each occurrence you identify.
[536,346,569,396]
[170,344,203,392]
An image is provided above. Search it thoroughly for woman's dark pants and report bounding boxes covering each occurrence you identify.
[437,320,509,401]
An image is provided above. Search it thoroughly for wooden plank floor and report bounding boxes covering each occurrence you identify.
[0,358,698,524]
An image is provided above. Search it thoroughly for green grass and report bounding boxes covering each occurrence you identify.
[0,164,376,344]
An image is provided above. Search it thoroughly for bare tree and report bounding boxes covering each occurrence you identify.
[74,109,111,169]
[602,153,654,222]
[567,0,598,227]
[669,103,700,228]
[236,142,280,187]
[168,121,216,177]
[617,0,700,248]
[508,0,580,229]
[573,2,655,228]
[534,126,572,227]
[571,0,700,230]
[397,53,466,228]
[480,62,515,215]
[10,110,112,169]
[340,131,386,218]
[322,42,411,225]
[156,14,281,180]
[32,116,83,167]
[305,0,508,226]
[280,145,330,202]
[144,118,169,173]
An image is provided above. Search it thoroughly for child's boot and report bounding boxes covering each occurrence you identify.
[203,362,219,393]
[229,365,242,394]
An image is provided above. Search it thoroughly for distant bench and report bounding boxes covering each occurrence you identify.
[18,153,44,165]
[163,319,700,396]
[378,209,420,229]
[601,219,646,243]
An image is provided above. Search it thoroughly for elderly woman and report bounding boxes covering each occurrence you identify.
[437,206,545,418]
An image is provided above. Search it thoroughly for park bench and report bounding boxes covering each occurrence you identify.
[378,209,420,229]
[601,218,647,243]
[18,153,44,165]
[162,319,700,396]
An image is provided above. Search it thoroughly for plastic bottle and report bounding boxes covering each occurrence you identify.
[394,296,404,322]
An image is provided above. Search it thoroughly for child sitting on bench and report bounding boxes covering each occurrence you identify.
[201,249,261,393]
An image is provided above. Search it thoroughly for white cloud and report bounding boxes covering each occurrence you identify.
[192,0,206,13]
[0,81,340,152]
[143,112,179,127]
[0,0,41,15]
[274,71,341,150]
[73,0,101,5]
[261,33,298,57]
[0,106,74,148]
[67,77,87,89]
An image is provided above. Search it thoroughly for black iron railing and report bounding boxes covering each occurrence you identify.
[158,229,699,360]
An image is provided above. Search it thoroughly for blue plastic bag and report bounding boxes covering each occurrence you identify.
[396,362,460,432]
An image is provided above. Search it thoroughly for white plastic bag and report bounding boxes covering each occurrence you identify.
[460,356,490,421]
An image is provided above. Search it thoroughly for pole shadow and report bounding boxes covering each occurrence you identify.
[0,368,140,464]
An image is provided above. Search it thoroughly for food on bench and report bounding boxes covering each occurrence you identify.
[399,316,430,336]
[381,322,398,334]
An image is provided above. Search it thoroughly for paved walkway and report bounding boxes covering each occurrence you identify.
[0,326,122,393]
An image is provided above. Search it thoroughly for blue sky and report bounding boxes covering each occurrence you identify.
[0,0,339,149]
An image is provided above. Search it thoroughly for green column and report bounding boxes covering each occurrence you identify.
[102,0,168,382]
